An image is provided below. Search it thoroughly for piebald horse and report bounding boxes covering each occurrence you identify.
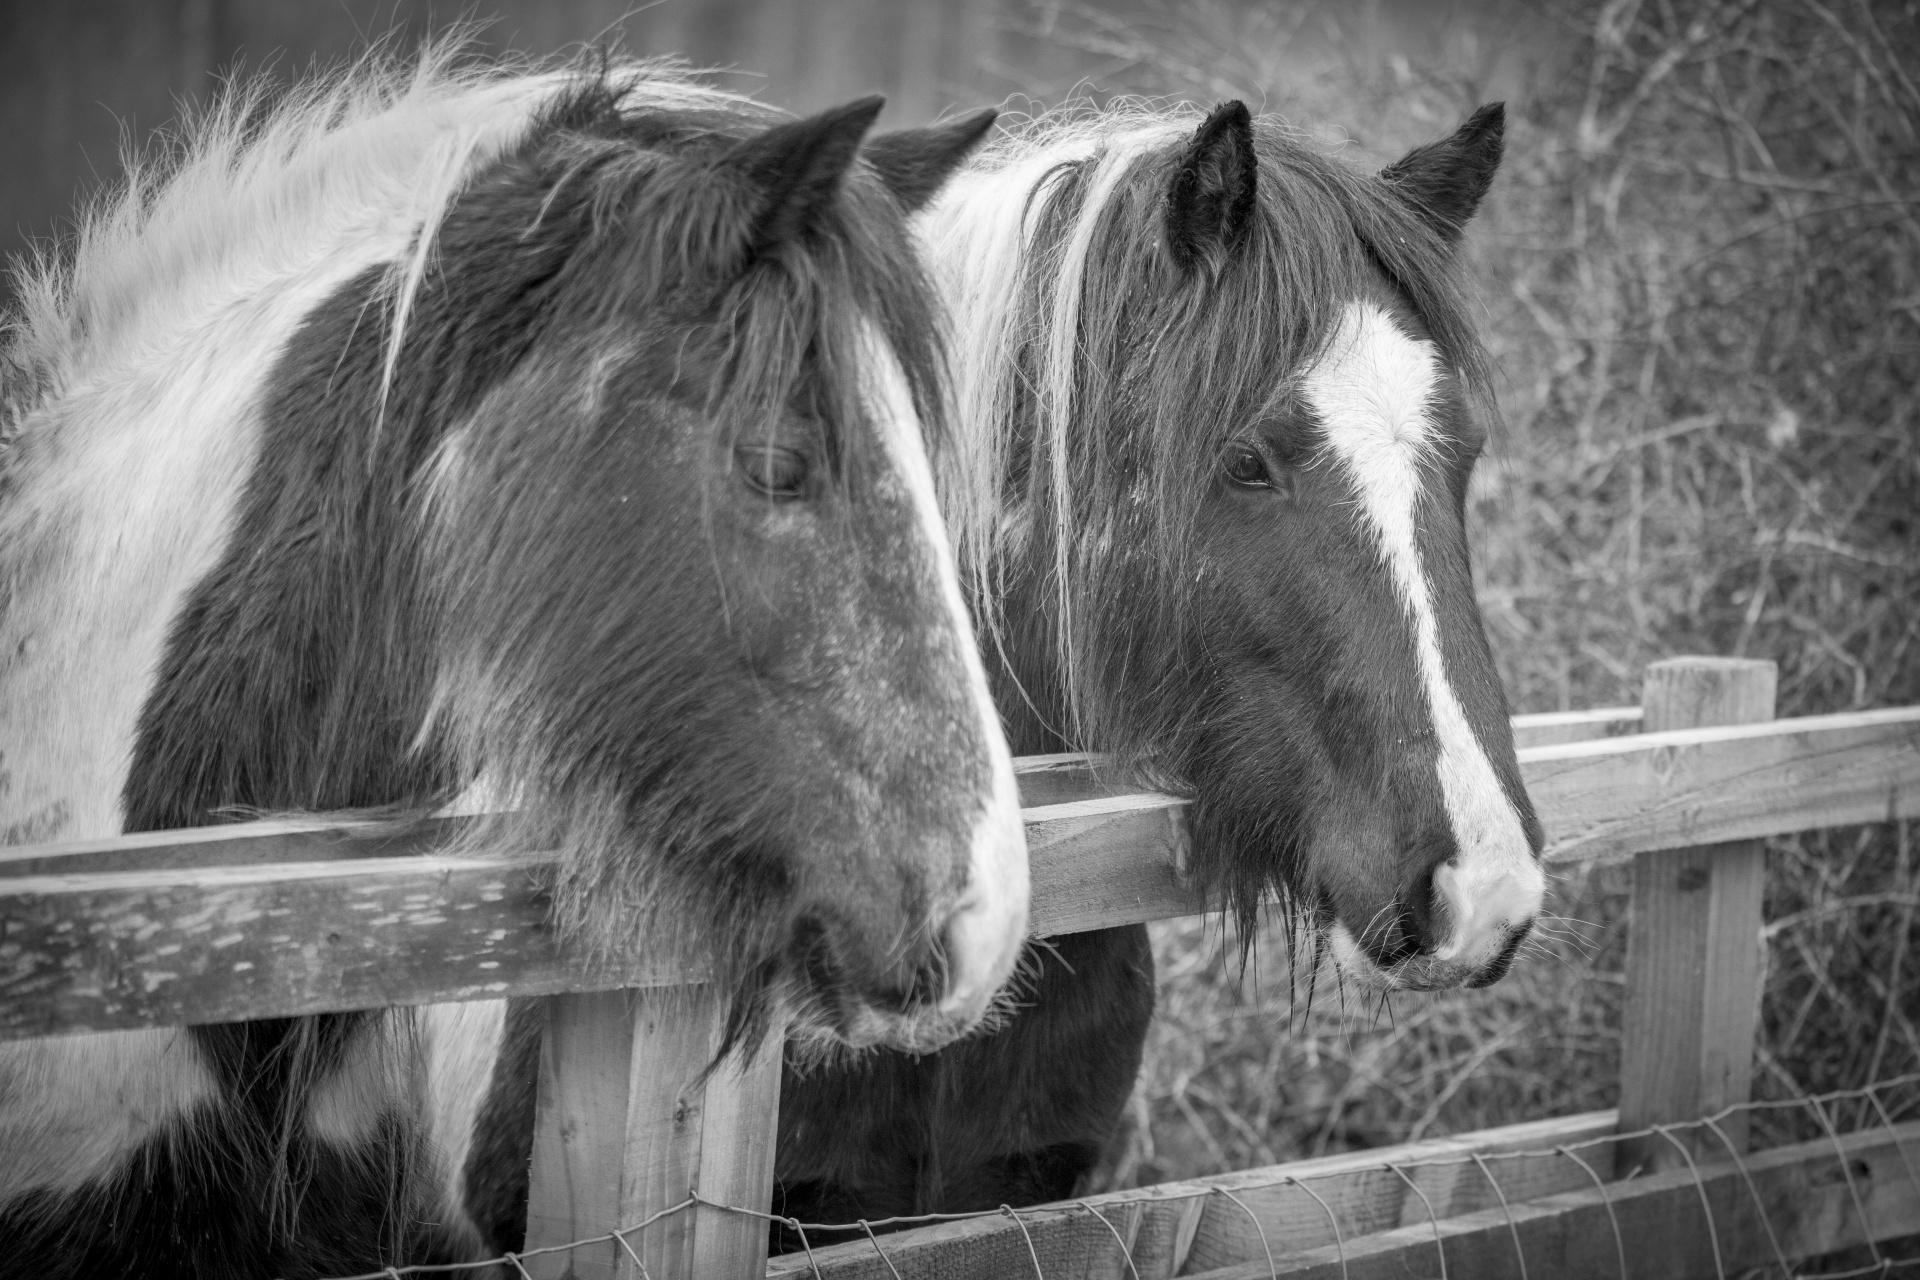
[0,52,1024,1278]
[772,99,1546,1230]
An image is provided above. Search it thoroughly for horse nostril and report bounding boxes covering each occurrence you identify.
[786,908,955,1016]
[1363,906,1425,968]
[1467,920,1533,989]
[1377,929,1421,967]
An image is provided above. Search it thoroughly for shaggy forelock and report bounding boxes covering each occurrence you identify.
[939,102,1491,757]
[409,74,959,1035]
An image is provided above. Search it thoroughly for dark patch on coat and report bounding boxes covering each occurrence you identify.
[463,1000,546,1254]
[0,1114,464,1280]
[772,926,1154,1250]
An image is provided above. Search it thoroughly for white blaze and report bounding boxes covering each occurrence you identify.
[1303,302,1542,965]
[857,320,1029,1027]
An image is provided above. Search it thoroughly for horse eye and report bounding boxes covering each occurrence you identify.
[1221,443,1271,489]
[736,445,809,499]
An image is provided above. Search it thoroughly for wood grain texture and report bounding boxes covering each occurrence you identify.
[0,853,696,1039]
[525,990,653,1280]
[527,988,708,1279]
[6,706,1917,1039]
[1528,705,1920,865]
[524,987,777,1280]
[767,1110,1620,1278]
[689,1030,784,1278]
[1027,794,1198,936]
[1619,658,1775,1169]
[1178,1118,1920,1280]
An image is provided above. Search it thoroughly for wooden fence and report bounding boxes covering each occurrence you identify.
[5,656,1920,1278]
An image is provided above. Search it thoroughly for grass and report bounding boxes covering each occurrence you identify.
[997,0,1920,1236]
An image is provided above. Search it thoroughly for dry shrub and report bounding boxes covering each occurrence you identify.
[1004,0,1920,1214]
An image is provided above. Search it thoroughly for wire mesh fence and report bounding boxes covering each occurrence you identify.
[310,1071,1920,1280]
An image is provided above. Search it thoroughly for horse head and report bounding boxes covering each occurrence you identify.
[100,75,1025,1055]
[928,100,1541,993]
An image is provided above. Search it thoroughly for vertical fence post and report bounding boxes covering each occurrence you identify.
[1618,656,1777,1170]
[522,985,783,1280]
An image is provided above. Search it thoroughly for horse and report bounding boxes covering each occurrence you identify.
[770,98,1548,1234]
[0,49,1027,1279]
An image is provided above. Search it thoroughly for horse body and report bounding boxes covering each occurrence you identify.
[1,52,1022,1278]
[775,100,1546,1232]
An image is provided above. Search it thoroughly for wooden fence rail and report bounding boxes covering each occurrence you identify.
[4,658,1920,1278]
[6,704,1915,1038]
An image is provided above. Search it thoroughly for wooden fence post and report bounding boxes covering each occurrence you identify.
[1618,656,1778,1170]
[522,985,783,1280]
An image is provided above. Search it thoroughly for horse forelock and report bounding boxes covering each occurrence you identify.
[389,83,975,1021]
[923,103,1492,759]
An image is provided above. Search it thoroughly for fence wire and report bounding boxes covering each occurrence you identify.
[308,1071,1920,1280]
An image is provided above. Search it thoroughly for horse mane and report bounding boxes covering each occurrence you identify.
[920,98,1494,755]
[0,41,754,487]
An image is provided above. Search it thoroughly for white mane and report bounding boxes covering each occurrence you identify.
[1,45,749,450]
[915,103,1197,736]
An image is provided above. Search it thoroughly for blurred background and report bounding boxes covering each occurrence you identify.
[0,0,1541,257]
[5,0,1915,1262]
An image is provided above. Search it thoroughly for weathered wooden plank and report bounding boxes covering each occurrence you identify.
[527,987,712,1279]
[7,708,1918,1039]
[1530,704,1920,865]
[1018,706,1920,939]
[524,987,780,1280]
[1178,1118,1920,1280]
[690,1030,785,1278]
[525,990,656,1280]
[1619,659,1775,1169]
[1510,705,1642,749]
[767,1110,1620,1278]
[1028,793,1197,936]
[0,854,696,1039]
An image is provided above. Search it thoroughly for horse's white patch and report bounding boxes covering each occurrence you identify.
[918,119,1186,699]
[419,1001,507,1251]
[0,53,587,1215]
[0,1030,216,1200]
[856,321,1028,1030]
[1304,301,1543,969]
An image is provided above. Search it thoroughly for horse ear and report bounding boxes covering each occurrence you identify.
[723,95,887,252]
[1165,100,1258,272]
[863,108,999,213]
[1379,103,1505,244]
